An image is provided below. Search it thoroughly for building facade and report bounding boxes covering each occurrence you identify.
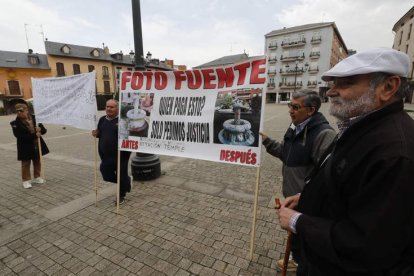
[0,50,51,113]
[392,6,414,103]
[264,22,348,103]
[0,41,178,113]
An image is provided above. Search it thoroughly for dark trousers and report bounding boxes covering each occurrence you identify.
[21,158,41,181]
[100,151,131,198]
[292,234,308,276]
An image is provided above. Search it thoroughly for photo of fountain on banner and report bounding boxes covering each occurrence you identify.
[119,92,154,139]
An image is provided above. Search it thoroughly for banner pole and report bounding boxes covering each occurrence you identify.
[249,166,261,259]
[94,136,98,206]
[37,136,45,181]
[116,150,121,214]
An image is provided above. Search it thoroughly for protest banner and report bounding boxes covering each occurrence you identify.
[32,71,97,130]
[119,57,267,167]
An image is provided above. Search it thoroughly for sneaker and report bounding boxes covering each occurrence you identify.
[22,181,32,189]
[31,177,44,184]
[114,197,126,206]
[276,258,297,271]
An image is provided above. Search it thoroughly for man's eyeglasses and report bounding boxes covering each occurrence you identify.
[16,109,25,113]
[287,103,312,111]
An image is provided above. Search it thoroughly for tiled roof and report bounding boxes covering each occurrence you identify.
[0,50,50,69]
[45,41,172,70]
[45,40,111,61]
[265,22,335,37]
[193,53,253,69]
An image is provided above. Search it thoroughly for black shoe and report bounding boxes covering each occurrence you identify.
[114,197,126,206]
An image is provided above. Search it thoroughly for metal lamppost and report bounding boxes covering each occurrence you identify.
[129,0,161,181]
[287,60,309,93]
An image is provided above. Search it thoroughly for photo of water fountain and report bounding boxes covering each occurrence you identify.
[218,98,255,146]
[120,92,153,138]
[213,89,262,147]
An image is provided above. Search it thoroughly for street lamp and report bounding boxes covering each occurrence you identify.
[286,60,309,93]
[130,0,161,181]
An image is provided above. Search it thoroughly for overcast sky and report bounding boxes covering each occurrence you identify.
[1,0,412,68]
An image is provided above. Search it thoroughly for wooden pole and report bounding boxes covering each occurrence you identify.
[94,136,98,206]
[37,136,45,180]
[249,166,261,259]
[116,150,121,213]
[275,198,292,276]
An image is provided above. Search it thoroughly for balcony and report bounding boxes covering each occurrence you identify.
[268,57,277,63]
[280,68,305,76]
[2,87,24,97]
[268,69,277,76]
[309,51,320,59]
[311,36,322,44]
[280,53,305,62]
[281,38,306,48]
[308,67,319,74]
[267,82,276,89]
[102,73,110,79]
[307,81,317,88]
[56,70,66,77]
[279,81,303,89]
[268,43,278,49]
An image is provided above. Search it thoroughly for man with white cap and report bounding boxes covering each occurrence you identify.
[277,48,414,275]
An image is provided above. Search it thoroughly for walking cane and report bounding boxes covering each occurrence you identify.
[275,198,292,276]
[37,130,45,181]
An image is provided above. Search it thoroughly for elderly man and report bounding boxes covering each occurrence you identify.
[260,90,336,273]
[92,99,132,205]
[278,48,414,275]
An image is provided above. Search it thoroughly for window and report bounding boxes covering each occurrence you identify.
[406,44,409,54]
[62,45,70,54]
[88,65,95,72]
[399,31,403,45]
[104,81,111,94]
[408,24,412,40]
[8,80,21,95]
[102,66,109,78]
[92,49,100,57]
[29,56,39,65]
[73,64,81,74]
[116,66,122,79]
[56,62,65,76]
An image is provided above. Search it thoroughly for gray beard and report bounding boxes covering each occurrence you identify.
[329,86,377,121]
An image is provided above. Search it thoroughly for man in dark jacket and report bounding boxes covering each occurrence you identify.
[92,99,132,205]
[260,90,336,274]
[278,48,414,275]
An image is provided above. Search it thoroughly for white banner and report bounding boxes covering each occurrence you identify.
[119,57,266,167]
[32,71,97,130]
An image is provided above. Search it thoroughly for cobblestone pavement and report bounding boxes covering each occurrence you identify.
[0,102,412,275]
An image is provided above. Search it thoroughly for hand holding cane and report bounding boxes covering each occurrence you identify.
[275,198,292,276]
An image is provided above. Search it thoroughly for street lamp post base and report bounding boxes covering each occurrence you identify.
[131,153,161,181]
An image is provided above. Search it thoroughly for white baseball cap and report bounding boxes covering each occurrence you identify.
[321,48,410,81]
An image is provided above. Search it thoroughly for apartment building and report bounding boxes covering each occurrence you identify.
[264,22,348,103]
[392,6,414,103]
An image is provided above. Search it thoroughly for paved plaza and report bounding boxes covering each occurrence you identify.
[0,102,413,275]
